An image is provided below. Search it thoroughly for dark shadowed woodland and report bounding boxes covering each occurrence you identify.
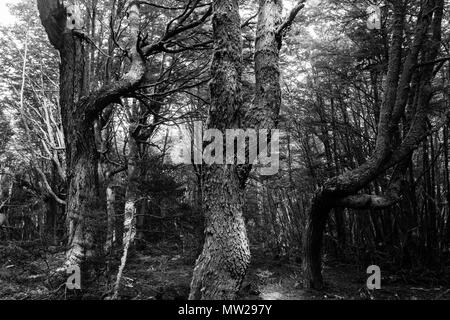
[1,0,450,300]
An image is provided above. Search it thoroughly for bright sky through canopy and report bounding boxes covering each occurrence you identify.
[0,0,19,26]
[0,0,322,27]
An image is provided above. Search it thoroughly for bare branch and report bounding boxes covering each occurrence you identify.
[85,4,146,119]
[276,0,306,37]
[142,5,212,56]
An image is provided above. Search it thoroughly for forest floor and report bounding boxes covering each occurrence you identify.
[1,241,450,300]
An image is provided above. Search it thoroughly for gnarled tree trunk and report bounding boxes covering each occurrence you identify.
[38,1,146,270]
[190,0,304,300]
[189,0,250,300]
[303,0,444,289]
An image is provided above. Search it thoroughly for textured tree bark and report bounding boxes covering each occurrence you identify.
[38,1,145,270]
[37,0,99,267]
[189,0,299,300]
[189,0,303,299]
[58,19,100,267]
[249,0,300,257]
[190,166,251,300]
[189,0,250,300]
[250,0,283,130]
[240,0,288,183]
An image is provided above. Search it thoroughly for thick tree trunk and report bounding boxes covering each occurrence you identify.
[190,166,250,299]
[190,0,302,299]
[250,0,283,129]
[38,1,145,271]
[58,29,100,268]
[189,0,250,300]
[65,144,100,266]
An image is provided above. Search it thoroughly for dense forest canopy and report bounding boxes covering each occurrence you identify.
[0,0,449,301]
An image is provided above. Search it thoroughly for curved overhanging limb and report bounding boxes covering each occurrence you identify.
[302,0,445,289]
